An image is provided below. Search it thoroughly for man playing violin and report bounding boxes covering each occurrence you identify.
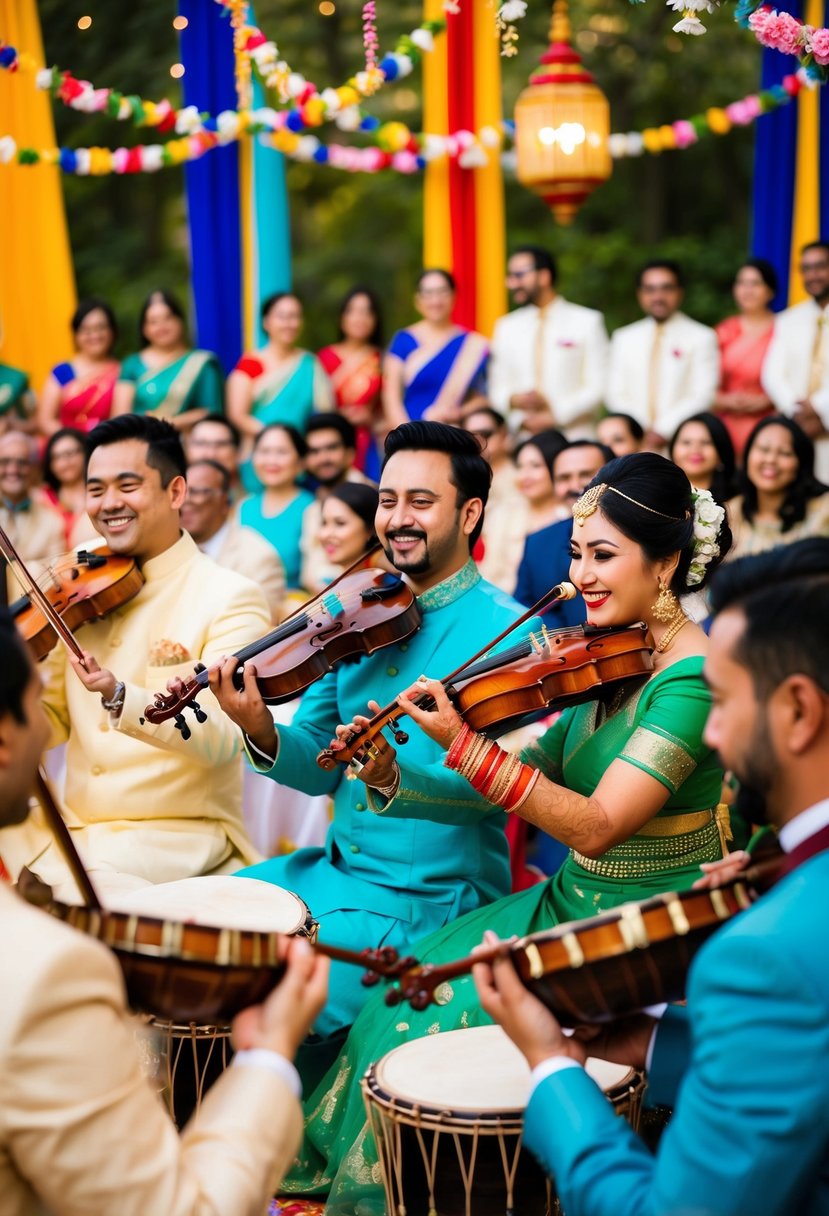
[0,414,271,899]
[209,420,530,1063]
[0,608,330,1214]
[475,538,829,1216]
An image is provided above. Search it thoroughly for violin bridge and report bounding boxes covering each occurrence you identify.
[321,592,344,618]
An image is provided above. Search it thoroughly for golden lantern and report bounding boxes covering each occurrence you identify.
[514,0,612,225]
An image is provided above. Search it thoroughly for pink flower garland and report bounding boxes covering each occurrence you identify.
[362,2,379,73]
[748,6,829,67]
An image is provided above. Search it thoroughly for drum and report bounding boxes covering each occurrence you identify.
[103,876,316,1125]
[363,1024,645,1216]
[52,874,316,1023]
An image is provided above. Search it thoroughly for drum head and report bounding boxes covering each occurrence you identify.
[372,1024,635,1115]
[109,875,309,935]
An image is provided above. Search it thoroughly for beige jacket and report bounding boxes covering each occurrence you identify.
[0,883,302,1216]
[207,517,286,624]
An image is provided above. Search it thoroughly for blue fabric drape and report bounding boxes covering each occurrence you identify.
[179,0,242,372]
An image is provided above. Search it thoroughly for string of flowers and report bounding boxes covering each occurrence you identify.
[362,2,379,73]
[495,2,528,57]
[1,69,814,177]
[744,3,829,80]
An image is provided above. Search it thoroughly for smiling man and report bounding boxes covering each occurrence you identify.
[0,414,270,900]
[209,421,528,1062]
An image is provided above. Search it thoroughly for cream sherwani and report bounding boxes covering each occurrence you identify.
[0,532,270,897]
[762,299,829,480]
[489,297,609,435]
[606,312,720,441]
[0,883,302,1216]
[1,496,65,603]
[198,517,286,624]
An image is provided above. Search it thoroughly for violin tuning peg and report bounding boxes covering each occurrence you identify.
[388,717,409,746]
[173,713,192,741]
[191,700,208,724]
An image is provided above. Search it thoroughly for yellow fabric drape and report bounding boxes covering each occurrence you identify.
[0,0,76,391]
[788,0,822,305]
[472,2,506,338]
[423,0,452,273]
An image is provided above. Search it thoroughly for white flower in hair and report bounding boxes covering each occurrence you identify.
[687,487,725,586]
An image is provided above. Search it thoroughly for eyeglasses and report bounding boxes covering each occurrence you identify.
[185,487,223,500]
[639,282,680,293]
[0,458,30,469]
[800,260,829,274]
[417,287,452,298]
[190,437,236,449]
[506,269,534,281]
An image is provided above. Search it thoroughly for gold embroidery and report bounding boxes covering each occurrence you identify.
[313,1054,352,1125]
[338,1121,385,1187]
[427,1021,441,1034]
[395,1021,410,1033]
[619,726,697,790]
[417,558,481,613]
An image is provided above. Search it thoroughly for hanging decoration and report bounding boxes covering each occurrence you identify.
[513,0,611,224]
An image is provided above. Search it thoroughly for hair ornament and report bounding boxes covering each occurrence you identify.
[687,487,725,586]
[572,482,608,526]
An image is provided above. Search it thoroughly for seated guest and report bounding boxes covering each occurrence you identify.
[182,459,286,624]
[0,606,329,1214]
[713,259,776,458]
[300,413,374,595]
[186,415,243,498]
[0,415,270,901]
[462,403,523,589]
[514,440,611,627]
[596,412,644,457]
[318,285,384,479]
[237,424,314,595]
[382,269,488,428]
[37,299,120,438]
[475,539,829,1216]
[726,416,829,559]
[41,427,98,547]
[0,431,64,603]
[0,359,35,433]
[113,290,223,433]
[483,428,568,595]
[316,482,380,587]
[227,292,333,492]
[669,412,736,505]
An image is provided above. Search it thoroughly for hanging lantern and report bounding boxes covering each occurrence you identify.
[514,0,611,225]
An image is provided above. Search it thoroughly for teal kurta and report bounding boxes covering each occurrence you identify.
[281,656,726,1209]
[239,560,525,1036]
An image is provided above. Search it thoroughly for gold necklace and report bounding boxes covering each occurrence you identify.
[654,612,689,654]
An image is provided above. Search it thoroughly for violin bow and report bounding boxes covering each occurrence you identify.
[34,766,102,910]
[316,580,577,770]
[0,525,89,670]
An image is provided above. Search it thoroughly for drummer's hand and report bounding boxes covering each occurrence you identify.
[472,931,586,1070]
[693,849,751,889]
[232,936,330,1060]
[397,676,464,751]
[570,1013,658,1073]
[69,650,119,702]
[208,657,277,757]
[329,701,398,787]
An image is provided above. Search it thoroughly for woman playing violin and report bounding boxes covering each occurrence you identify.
[277,452,735,1212]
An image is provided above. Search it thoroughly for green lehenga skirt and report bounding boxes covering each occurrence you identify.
[282,814,724,1215]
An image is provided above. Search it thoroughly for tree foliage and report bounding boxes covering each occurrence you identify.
[37,0,763,351]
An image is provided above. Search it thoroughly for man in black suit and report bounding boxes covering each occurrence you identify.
[514,440,611,626]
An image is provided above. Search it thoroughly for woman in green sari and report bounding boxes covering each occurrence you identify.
[113,290,223,432]
[279,453,734,1213]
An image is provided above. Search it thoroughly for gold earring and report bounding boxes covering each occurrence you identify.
[652,576,678,622]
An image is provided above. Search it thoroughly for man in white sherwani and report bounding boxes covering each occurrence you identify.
[489,245,608,439]
[606,260,719,450]
[762,241,829,481]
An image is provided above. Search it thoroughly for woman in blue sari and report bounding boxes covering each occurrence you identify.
[382,269,488,429]
[113,290,223,432]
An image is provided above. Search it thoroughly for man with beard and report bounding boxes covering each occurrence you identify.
[489,246,608,439]
[473,538,829,1216]
[208,421,529,1067]
[763,241,829,481]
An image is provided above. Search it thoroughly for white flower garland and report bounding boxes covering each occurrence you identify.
[687,487,725,586]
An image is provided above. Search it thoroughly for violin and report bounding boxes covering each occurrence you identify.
[316,613,655,771]
[0,525,144,662]
[10,548,144,660]
[143,563,422,736]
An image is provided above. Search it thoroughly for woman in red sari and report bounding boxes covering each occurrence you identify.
[37,299,120,438]
[714,259,777,459]
[318,286,383,479]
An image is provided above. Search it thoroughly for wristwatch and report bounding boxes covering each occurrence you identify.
[101,680,126,715]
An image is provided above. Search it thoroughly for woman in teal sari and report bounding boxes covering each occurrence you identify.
[228,292,333,493]
[278,453,734,1213]
[113,290,223,432]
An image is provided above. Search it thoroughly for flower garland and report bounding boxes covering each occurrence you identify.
[687,488,725,586]
[0,70,814,176]
[745,4,829,79]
